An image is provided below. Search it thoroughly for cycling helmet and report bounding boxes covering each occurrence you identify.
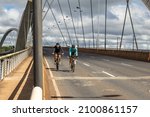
[56,43,60,45]
[72,44,75,48]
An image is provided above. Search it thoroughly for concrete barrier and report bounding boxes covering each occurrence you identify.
[43,46,150,62]
[78,48,150,62]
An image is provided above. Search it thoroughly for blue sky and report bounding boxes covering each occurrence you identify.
[4,4,15,10]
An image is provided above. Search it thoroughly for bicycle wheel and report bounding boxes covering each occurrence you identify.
[71,62,75,72]
[70,63,72,70]
[56,58,59,70]
[72,64,75,72]
[56,63,59,70]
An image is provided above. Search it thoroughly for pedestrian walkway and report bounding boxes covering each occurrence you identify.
[0,56,33,100]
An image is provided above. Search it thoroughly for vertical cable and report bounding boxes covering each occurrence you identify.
[67,0,79,46]
[42,0,47,10]
[78,0,86,48]
[127,0,138,50]
[120,2,128,50]
[105,0,107,50]
[90,0,95,48]
[46,0,67,46]
[42,0,54,21]
[120,0,138,50]
[57,0,72,45]
[97,0,100,49]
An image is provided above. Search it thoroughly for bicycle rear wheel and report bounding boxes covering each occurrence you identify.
[71,63,75,72]
[72,65,75,72]
[56,58,59,70]
[56,64,59,70]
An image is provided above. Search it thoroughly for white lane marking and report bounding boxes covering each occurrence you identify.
[52,76,150,80]
[121,63,132,67]
[102,89,116,92]
[45,59,54,78]
[92,71,101,74]
[102,71,115,77]
[103,59,110,62]
[44,57,61,100]
[92,71,97,74]
[83,81,93,87]
[83,63,90,67]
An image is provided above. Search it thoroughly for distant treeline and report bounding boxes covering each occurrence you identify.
[0,46,14,53]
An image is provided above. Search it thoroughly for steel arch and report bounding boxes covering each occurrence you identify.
[0,28,18,48]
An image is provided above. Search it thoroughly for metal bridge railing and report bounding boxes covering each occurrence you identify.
[0,48,32,80]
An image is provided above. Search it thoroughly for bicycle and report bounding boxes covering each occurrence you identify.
[55,54,60,70]
[70,56,77,72]
[52,53,63,71]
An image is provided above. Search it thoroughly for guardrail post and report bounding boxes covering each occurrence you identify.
[7,59,9,75]
[4,59,7,77]
[0,60,4,80]
[0,48,31,80]
[33,0,43,89]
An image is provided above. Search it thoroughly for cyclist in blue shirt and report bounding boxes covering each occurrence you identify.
[69,45,78,64]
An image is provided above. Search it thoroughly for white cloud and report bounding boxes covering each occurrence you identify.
[0,0,26,34]
[0,0,150,50]
[5,9,20,20]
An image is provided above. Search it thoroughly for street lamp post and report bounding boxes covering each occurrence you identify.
[32,0,43,88]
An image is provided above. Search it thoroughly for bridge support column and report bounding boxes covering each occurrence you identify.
[33,0,43,89]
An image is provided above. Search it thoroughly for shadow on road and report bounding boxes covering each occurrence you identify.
[51,94,123,100]
[59,70,70,72]
[46,67,70,73]
[9,62,33,100]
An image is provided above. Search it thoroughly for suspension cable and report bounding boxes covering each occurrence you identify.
[67,0,79,46]
[57,0,72,45]
[105,0,107,50]
[120,0,138,50]
[120,1,128,50]
[97,0,100,49]
[42,0,54,21]
[127,0,138,50]
[42,0,47,10]
[46,0,68,46]
[78,0,86,48]
[90,0,95,48]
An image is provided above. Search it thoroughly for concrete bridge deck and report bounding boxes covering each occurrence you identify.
[0,57,33,100]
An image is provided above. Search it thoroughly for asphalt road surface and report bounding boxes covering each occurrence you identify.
[44,48,150,100]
